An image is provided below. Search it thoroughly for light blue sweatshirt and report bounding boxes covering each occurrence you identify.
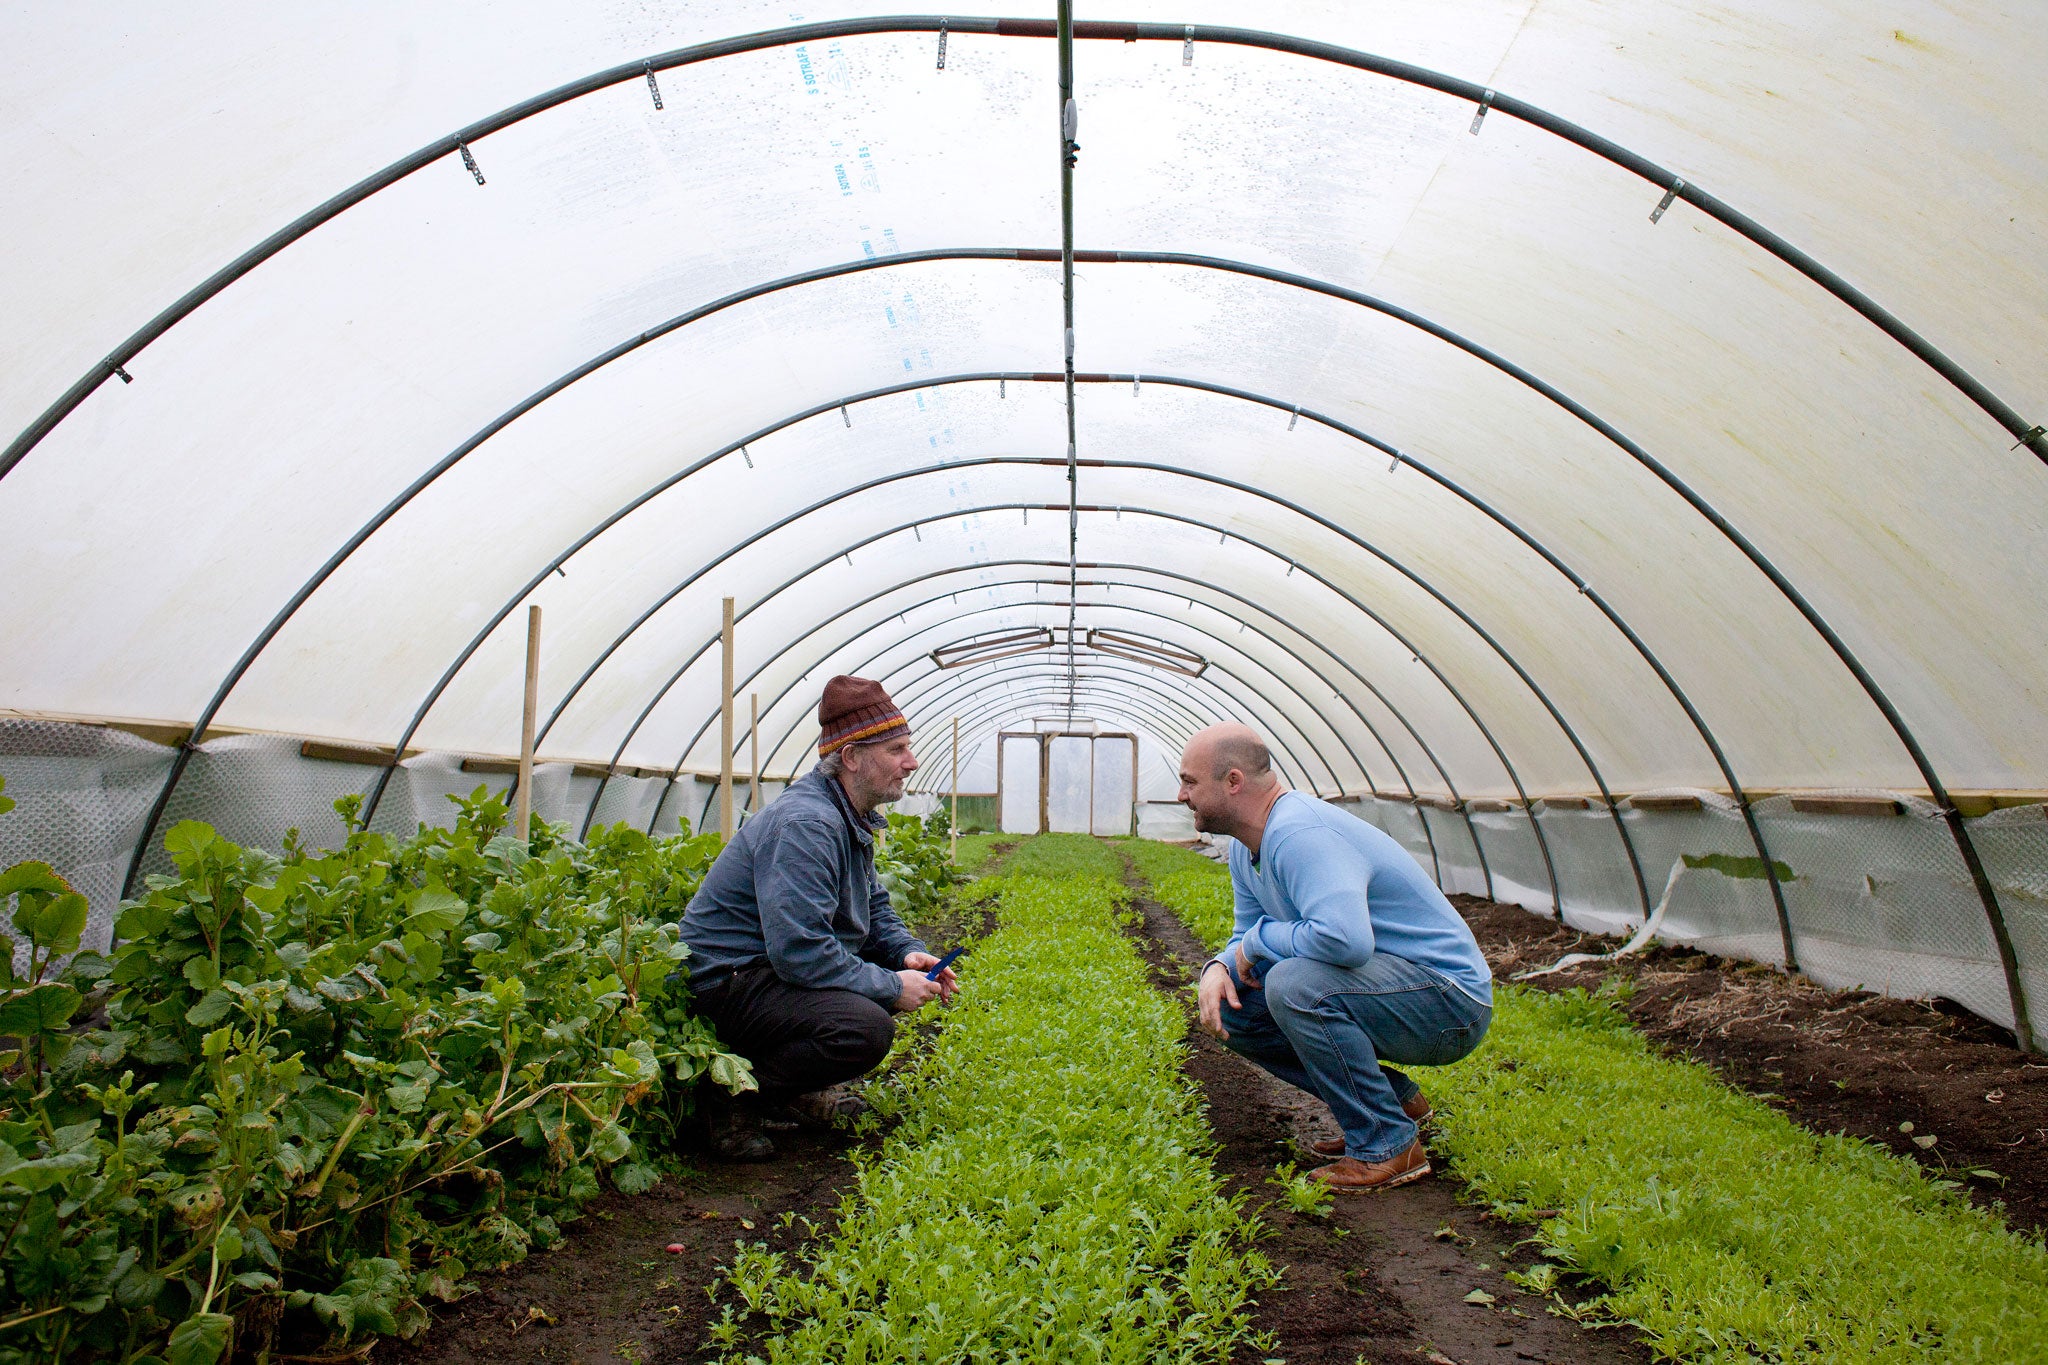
[1220,792,1493,1005]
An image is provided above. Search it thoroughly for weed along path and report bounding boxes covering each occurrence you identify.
[1115,844,1651,1365]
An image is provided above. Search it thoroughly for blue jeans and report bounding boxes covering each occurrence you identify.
[1218,952,1491,1161]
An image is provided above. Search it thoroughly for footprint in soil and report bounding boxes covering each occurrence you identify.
[1125,890,1652,1365]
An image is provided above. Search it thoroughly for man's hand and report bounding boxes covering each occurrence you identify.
[1233,940,1261,989]
[902,951,959,1004]
[1197,960,1241,1040]
[892,968,945,1014]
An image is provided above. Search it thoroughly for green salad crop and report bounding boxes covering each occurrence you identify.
[712,847,1275,1363]
[1432,985,2048,1360]
[1121,839,1233,951]
[0,785,752,1365]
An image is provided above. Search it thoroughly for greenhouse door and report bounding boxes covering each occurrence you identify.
[997,731,1138,835]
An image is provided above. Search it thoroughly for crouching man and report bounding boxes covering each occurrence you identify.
[679,676,957,1160]
[1183,724,1493,1191]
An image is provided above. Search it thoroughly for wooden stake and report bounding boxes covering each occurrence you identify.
[748,692,761,818]
[950,716,960,862]
[515,604,541,843]
[719,597,736,838]
[1088,736,1097,835]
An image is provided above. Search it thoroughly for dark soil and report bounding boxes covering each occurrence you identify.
[1454,895,2048,1237]
[1112,851,1652,1365]
[385,1124,860,1365]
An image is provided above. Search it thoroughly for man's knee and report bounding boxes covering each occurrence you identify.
[825,995,896,1072]
[1262,956,1324,1015]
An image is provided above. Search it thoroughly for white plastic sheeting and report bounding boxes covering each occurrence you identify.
[2,4,2045,1038]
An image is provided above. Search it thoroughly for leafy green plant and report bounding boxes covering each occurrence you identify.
[873,810,961,922]
[1267,1162,1334,1219]
[0,784,751,1365]
[1122,839,1233,950]
[1430,984,2048,1359]
[717,842,1275,1363]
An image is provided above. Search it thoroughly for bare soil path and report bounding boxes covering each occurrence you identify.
[1114,852,1652,1365]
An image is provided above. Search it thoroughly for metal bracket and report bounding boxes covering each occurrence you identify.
[644,62,664,110]
[840,403,851,427]
[1388,454,1401,473]
[459,142,485,185]
[936,21,948,69]
[1132,374,1140,397]
[1470,89,1494,135]
[2012,423,2045,451]
[1183,26,1194,65]
[111,363,133,384]
[1650,177,1686,224]
[1288,405,1299,430]
[740,444,753,468]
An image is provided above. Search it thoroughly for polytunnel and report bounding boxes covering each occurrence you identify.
[4,3,2046,1051]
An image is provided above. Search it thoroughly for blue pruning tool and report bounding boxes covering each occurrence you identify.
[925,946,966,980]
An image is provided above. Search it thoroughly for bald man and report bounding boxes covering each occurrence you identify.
[1181,724,1493,1191]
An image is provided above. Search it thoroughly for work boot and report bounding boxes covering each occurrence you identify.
[1305,1091,1432,1158]
[779,1085,871,1130]
[1310,1138,1432,1193]
[703,1102,776,1162]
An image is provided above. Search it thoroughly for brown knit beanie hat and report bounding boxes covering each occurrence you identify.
[818,675,909,755]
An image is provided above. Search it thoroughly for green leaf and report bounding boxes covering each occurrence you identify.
[215,1225,244,1263]
[185,989,233,1027]
[28,890,88,957]
[0,1149,96,1192]
[708,1051,757,1093]
[183,955,221,991]
[405,889,467,935]
[163,821,218,864]
[166,1310,235,1365]
[0,982,84,1036]
[0,861,68,904]
[589,1122,632,1163]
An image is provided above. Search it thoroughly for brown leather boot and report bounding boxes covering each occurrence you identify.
[1306,1092,1432,1158]
[1309,1139,1432,1192]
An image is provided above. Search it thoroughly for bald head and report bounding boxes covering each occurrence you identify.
[1178,724,1284,841]
[1189,723,1273,783]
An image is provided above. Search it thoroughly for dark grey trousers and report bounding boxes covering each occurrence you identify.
[692,964,896,1102]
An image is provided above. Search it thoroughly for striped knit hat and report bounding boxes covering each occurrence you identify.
[818,675,909,755]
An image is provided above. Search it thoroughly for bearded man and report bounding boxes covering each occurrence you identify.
[680,676,956,1159]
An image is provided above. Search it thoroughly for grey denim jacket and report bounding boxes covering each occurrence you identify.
[677,766,924,1005]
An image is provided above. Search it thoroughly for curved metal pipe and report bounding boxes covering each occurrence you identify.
[682,565,1466,888]
[522,467,1556,906]
[14,17,2035,486]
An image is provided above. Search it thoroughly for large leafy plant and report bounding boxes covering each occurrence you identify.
[0,781,750,1365]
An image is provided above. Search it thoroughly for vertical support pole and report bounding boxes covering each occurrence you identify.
[951,716,960,862]
[515,604,541,843]
[719,597,735,838]
[1038,735,1051,835]
[748,691,761,819]
[1128,736,1138,837]
[1088,736,1097,835]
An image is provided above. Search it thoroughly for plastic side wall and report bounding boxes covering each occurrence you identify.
[6,718,2043,1044]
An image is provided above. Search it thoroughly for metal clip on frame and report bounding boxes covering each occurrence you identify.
[1651,177,1686,223]
[458,142,485,185]
[937,21,948,69]
[644,62,664,110]
[1470,89,1495,135]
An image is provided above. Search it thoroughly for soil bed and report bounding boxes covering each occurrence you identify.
[1456,895,2048,1236]
[1116,857,1652,1365]
[386,1123,861,1365]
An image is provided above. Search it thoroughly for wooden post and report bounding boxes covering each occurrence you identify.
[950,717,960,862]
[515,604,541,843]
[1128,735,1139,837]
[1037,735,1050,835]
[747,692,760,818]
[719,597,736,838]
[1088,737,1097,836]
